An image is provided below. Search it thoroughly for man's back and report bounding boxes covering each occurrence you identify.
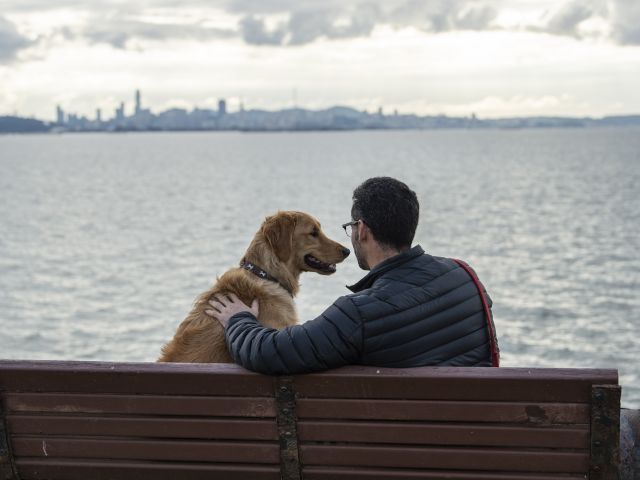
[350,245,493,367]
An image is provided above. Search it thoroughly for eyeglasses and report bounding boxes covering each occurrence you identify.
[341,220,361,238]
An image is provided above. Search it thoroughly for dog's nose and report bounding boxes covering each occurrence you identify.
[341,247,351,258]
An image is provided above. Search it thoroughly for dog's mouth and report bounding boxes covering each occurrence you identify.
[304,254,337,274]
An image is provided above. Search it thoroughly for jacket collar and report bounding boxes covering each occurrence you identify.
[347,244,425,293]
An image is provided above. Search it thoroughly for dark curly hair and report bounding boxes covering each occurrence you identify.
[351,177,419,250]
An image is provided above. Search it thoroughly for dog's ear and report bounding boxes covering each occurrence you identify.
[262,212,297,262]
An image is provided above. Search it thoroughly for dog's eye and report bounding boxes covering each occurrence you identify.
[310,230,319,237]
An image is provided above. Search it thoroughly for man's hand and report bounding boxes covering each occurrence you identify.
[205,293,259,328]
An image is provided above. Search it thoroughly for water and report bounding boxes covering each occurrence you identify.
[1,128,639,407]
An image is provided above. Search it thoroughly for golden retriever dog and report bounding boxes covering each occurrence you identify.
[159,211,350,363]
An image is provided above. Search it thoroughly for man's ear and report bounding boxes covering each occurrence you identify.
[262,212,297,262]
[357,220,369,242]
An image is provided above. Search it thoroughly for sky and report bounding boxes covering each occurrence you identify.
[1,0,639,120]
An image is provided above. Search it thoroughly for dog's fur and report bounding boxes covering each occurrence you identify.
[158,211,349,363]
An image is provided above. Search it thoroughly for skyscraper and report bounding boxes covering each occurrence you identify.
[116,102,125,122]
[218,99,226,116]
[56,105,65,124]
[135,89,141,115]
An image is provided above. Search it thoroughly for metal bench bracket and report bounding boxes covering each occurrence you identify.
[0,399,19,480]
[590,384,621,480]
[275,377,302,480]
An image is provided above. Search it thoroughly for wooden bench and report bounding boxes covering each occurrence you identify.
[0,360,621,480]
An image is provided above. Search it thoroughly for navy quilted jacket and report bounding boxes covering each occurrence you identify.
[225,245,496,374]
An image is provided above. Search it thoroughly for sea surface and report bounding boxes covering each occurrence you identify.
[1,128,639,407]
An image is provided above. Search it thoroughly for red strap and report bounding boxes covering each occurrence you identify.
[452,259,500,367]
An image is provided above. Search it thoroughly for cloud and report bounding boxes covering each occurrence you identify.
[287,5,378,44]
[2,0,640,57]
[239,16,286,46]
[5,0,491,50]
[81,16,235,49]
[387,0,498,33]
[543,1,595,38]
[533,0,640,45]
[239,4,380,46]
[455,4,498,30]
[609,0,640,45]
[0,16,35,63]
[238,1,498,46]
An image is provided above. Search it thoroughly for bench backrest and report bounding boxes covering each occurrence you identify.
[0,360,620,480]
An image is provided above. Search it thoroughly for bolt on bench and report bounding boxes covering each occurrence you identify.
[0,360,621,480]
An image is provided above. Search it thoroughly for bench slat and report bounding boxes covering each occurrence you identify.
[15,458,279,480]
[302,466,587,480]
[297,398,589,424]
[8,415,278,441]
[298,420,588,448]
[294,367,618,402]
[0,361,274,396]
[12,437,280,464]
[4,393,276,417]
[299,445,588,473]
[0,363,619,401]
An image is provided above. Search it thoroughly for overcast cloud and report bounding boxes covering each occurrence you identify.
[81,16,235,49]
[0,16,35,62]
[609,0,640,44]
[1,0,640,55]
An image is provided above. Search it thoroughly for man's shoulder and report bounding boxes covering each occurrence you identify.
[380,252,459,282]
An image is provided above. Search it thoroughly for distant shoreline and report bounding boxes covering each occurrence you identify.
[2,108,640,134]
[2,123,640,135]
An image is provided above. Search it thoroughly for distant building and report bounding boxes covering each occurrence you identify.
[218,99,226,116]
[468,112,479,128]
[56,105,65,124]
[115,102,125,122]
[96,108,102,123]
[135,89,141,115]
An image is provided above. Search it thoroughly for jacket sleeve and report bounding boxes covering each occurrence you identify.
[225,295,363,374]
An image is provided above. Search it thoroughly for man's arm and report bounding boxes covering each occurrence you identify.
[209,295,363,375]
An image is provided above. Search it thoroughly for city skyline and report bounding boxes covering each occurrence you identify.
[3,86,639,134]
[1,1,639,120]
[48,87,640,126]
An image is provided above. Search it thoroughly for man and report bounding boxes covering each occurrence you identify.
[206,177,499,374]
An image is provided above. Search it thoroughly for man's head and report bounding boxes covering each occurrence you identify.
[349,177,419,269]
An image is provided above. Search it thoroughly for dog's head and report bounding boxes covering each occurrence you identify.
[261,211,350,275]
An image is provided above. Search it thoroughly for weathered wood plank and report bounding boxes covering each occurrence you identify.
[294,367,618,402]
[297,421,589,448]
[296,399,589,424]
[15,458,279,480]
[12,437,280,463]
[0,362,618,401]
[4,393,276,417]
[302,466,587,480]
[8,415,278,440]
[0,361,274,396]
[299,445,588,472]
